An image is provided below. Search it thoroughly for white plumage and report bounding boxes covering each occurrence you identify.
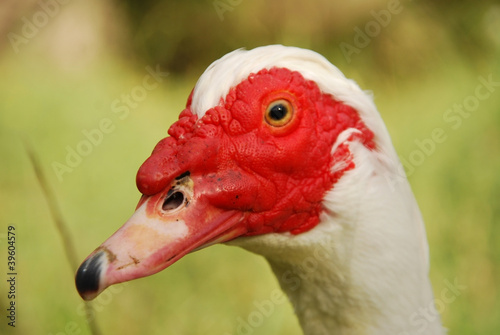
[76,45,445,335]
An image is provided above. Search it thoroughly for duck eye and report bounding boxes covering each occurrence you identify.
[265,99,293,127]
[162,190,185,212]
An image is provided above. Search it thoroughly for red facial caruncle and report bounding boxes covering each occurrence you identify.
[138,67,374,234]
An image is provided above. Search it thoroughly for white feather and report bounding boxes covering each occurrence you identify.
[191,45,393,157]
[192,45,445,335]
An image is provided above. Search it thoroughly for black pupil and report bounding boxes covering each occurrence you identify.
[162,191,184,211]
[269,103,287,120]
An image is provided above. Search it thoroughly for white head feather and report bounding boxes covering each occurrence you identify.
[192,45,443,334]
[191,45,394,157]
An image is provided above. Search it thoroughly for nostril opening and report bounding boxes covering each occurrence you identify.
[162,191,185,211]
[175,171,191,180]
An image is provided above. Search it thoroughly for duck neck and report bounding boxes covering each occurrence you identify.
[231,144,443,335]
[239,212,442,335]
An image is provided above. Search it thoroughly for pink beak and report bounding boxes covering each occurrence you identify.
[75,175,247,300]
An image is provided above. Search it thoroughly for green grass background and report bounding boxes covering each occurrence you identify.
[0,1,499,334]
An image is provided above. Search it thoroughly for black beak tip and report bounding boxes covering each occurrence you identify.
[75,251,105,300]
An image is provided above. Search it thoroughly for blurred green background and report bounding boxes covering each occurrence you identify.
[0,0,499,334]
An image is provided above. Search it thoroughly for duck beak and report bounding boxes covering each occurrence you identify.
[75,185,247,301]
